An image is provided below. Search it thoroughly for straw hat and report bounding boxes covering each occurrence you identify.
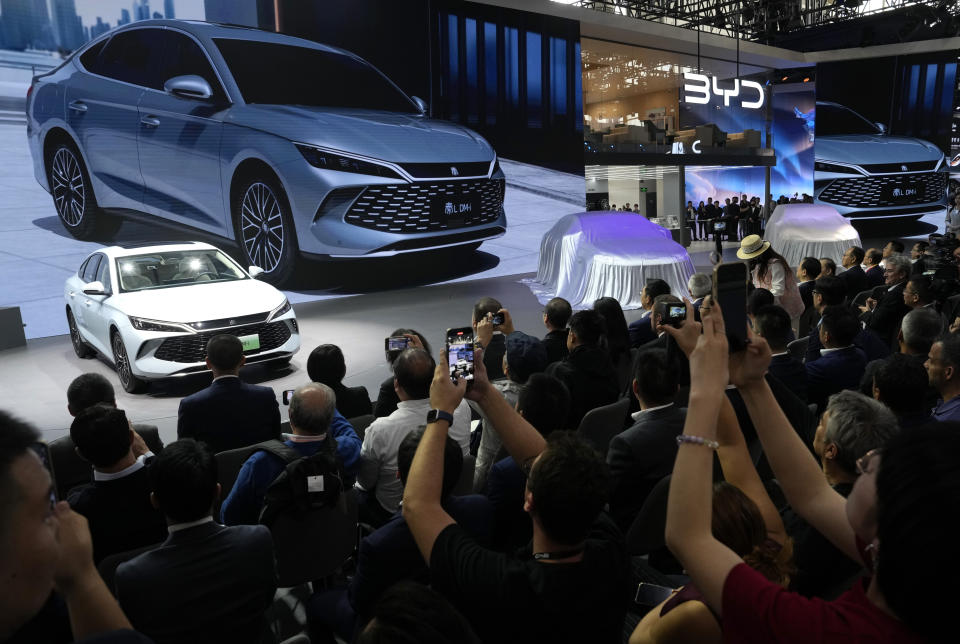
[737,235,771,260]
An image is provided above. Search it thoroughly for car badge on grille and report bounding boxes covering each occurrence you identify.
[229,319,236,326]
[450,166,459,176]
[901,165,908,172]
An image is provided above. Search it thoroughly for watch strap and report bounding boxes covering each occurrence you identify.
[427,409,455,426]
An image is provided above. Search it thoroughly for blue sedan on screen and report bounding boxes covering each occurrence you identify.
[813,101,948,220]
[26,20,507,284]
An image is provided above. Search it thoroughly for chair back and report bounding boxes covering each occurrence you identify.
[265,488,359,587]
[577,397,630,457]
[97,542,160,595]
[347,414,375,440]
[852,288,873,309]
[625,474,671,556]
[49,435,92,501]
[452,453,476,496]
[214,440,279,516]
[787,336,809,362]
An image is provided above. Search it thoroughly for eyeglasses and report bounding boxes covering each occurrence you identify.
[856,448,882,475]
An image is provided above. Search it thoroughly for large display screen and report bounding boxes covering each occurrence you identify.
[814,53,954,220]
[0,0,587,339]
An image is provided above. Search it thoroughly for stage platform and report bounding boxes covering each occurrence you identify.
[0,212,945,444]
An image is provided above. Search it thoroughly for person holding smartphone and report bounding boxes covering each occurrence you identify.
[660,299,959,643]
[628,301,793,644]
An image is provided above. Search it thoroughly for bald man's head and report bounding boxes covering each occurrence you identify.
[393,348,436,400]
[288,382,336,436]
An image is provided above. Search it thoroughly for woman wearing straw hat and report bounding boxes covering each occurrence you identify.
[737,235,805,319]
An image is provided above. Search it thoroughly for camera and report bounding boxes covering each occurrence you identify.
[664,304,686,327]
[925,233,960,277]
[491,313,504,326]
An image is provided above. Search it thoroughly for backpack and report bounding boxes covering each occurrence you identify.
[257,438,345,526]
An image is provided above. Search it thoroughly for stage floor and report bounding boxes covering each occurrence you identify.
[2,209,942,445]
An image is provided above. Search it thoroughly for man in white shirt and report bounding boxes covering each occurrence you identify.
[356,348,470,527]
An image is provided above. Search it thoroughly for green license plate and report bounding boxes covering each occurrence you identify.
[239,334,261,351]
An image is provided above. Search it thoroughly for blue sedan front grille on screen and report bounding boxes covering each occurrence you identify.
[818,173,947,209]
[343,179,505,233]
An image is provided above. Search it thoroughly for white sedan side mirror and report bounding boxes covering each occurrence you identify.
[248,266,265,279]
[83,281,107,296]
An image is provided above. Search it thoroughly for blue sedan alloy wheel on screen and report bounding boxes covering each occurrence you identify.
[47,142,120,240]
[233,174,298,285]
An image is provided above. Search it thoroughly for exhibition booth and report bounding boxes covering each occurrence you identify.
[0,0,957,440]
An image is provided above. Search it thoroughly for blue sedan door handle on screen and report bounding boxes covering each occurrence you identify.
[68,100,87,113]
[140,115,160,128]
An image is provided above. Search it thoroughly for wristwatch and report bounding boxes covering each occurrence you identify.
[426,409,455,426]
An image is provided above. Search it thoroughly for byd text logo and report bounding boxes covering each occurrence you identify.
[682,72,765,110]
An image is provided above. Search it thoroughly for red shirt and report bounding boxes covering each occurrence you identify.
[721,563,927,643]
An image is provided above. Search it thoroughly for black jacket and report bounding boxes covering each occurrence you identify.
[768,354,808,403]
[838,265,868,301]
[177,377,281,454]
[861,282,911,347]
[606,404,687,531]
[115,522,278,644]
[67,463,167,564]
[546,345,620,429]
[864,265,884,289]
[542,328,570,364]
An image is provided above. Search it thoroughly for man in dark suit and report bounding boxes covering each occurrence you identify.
[177,334,281,454]
[115,440,277,644]
[628,279,671,347]
[837,246,868,300]
[806,306,868,409]
[607,348,686,531]
[541,297,571,364]
[804,276,889,365]
[863,248,884,288]
[754,306,806,401]
[687,273,712,321]
[67,405,167,564]
[67,372,163,438]
[796,256,821,312]
[306,430,492,642]
[859,254,912,348]
[306,344,371,419]
[546,309,620,429]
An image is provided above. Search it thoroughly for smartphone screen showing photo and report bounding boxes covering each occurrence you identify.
[446,327,475,382]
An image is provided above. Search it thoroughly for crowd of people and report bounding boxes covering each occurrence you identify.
[3,235,960,644]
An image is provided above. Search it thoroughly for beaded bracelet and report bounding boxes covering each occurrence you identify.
[676,434,720,450]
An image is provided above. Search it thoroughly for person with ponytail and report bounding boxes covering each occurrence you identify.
[629,310,793,644]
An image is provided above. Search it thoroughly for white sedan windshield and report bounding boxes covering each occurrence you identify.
[117,250,246,292]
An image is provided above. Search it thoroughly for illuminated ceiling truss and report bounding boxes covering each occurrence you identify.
[571,1,960,42]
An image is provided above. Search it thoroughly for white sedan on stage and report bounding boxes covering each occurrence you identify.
[65,241,300,393]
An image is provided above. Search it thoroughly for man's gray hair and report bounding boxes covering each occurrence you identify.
[824,390,899,476]
[885,254,912,279]
[901,307,942,354]
[289,382,336,436]
[688,272,712,299]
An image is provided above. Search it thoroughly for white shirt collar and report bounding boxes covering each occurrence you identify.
[282,432,327,442]
[168,516,214,533]
[821,345,853,354]
[93,452,152,482]
[770,351,789,357]
[631,402,674,422]
[213,374,240,382]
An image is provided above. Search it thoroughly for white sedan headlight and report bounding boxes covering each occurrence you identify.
[128,316,193,333]
[267,299,292,321]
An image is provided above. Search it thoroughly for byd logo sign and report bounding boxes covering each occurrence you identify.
[682,72,765,110]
